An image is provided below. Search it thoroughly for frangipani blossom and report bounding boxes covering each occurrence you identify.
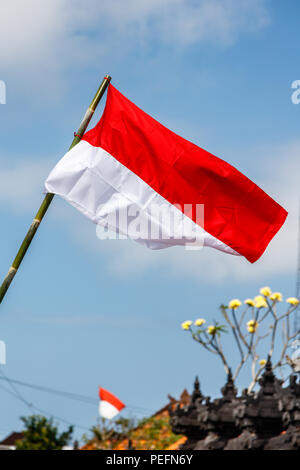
[247,319,259,333]
[286,297,299,306]
[260,286,272,297]
[254,295,267,309]
[270,292,282,302]
[181,320,192,330]
[228,299,242,309]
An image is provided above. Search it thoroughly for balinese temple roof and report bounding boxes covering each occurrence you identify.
[170,359,300,450]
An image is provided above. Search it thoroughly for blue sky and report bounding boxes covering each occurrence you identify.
[0,0,300,442]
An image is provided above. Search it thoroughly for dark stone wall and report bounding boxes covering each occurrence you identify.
[169,359,300,450]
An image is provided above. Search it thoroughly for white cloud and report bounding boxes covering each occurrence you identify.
[0,0,269,81]
[76,0,269,46]
[0,1,65,69]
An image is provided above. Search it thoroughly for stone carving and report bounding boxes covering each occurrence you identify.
[169,360,300,450]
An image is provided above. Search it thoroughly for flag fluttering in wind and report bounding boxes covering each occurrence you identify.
[98,387,125,419]
[45,84,287,263]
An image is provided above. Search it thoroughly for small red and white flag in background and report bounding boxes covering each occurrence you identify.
[45,84,287,263]
[98,387,125,419]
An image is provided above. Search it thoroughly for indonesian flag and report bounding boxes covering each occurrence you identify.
[45,84,287,263]
[98,387,125,419]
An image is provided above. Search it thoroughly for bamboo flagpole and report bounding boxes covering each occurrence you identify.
[0,75,111,305]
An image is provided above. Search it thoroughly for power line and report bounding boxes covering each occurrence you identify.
[31,405,90,432]
[0,366,33,411]
[0,374,154,414]
[0,377,170,444]
[0,378,90,432]
[0,375,97,404]
[0,370,155,438]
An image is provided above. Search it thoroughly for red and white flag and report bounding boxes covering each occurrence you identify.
[98,387,125,419]
[45,84,287,263]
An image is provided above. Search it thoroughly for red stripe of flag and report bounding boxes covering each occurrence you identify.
[82,84,287,263]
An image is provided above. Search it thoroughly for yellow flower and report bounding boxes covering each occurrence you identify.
[247,319,259,333]
[270,292,282,302]
[181,320,192,330]
[194,318,206,327]
[244,298,255,307]
[286,297,300,306]
[207,325,217,336]
[259,359,267,366]
[254,295,267,309]
[260,286,272,297]
[228,299,242,309]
